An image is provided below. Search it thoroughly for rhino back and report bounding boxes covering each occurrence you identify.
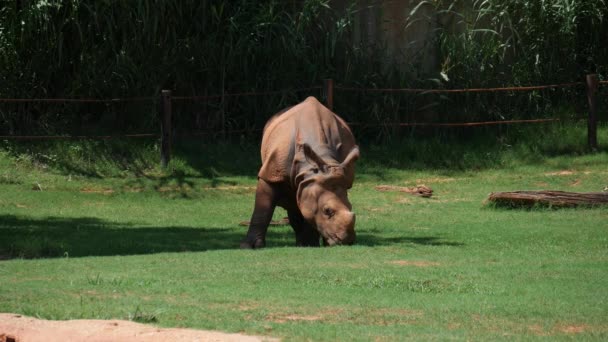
[258,97,356,184]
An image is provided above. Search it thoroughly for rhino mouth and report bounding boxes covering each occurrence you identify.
[322,234,356,246]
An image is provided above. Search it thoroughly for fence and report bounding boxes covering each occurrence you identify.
[0,74,605,167]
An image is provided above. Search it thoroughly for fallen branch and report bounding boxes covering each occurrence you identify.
[488,190,608,207]
[375,185,433,198]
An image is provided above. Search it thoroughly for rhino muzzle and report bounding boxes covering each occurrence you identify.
[321,211,356,246]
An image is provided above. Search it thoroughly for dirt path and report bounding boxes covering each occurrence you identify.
[0,313,278,342]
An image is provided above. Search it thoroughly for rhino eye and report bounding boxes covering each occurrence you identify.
[323,207,335,218]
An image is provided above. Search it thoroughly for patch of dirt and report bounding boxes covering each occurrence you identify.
[447,322,462,330]
[415,177,457,184]
[83,201,107,208]
[80,187,114,195]
[528,323,591,336]
[369,308,423,317]
[428,198,470,204]
[395,197,412,204]
[545,170,575,176]
[156,185,191,193]
[317,261,369,269]
[375,185,433,198]
[409,226,431,231]
[0,313,278,342]
[387,260,441,267]
[267,314,323,324]
[556,324,589,334]
[266,307,423,327]
[239,217,289,227]
[123,186,144,193]
[368,206,389,212]
[527,324,548,336]
[569,179,582,186]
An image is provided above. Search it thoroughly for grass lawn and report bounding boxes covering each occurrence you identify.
[1,125,607,340]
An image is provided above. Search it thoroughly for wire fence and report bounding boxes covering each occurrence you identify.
[334,81,586,94]
[0,77,605,159]
[0,97,156,104]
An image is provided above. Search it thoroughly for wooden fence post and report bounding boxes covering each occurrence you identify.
[586,74,599,150]
[323,78,334,111]
[160,89,172,167]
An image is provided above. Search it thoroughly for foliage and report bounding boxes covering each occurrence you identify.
[0,0,606,140]
[0,0,349,135]
[341,0,608,139]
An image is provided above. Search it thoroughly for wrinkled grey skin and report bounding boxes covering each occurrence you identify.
[240,97,359,249]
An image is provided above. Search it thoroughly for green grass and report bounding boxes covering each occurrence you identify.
[1,124,608,340]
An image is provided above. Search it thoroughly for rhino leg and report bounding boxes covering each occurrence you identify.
[287,209,320,247]
[240,179,277,249]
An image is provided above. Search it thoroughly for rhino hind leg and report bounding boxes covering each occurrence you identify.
[240,179,277,249]
[288,209,320,247]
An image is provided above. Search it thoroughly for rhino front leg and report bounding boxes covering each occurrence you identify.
[287,209,320,247]
[240,178,278,249]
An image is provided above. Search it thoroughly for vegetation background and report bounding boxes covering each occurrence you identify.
[1,0,607,141]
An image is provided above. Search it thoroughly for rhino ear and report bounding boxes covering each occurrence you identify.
[340,146,359,169]
[299,143,327,171]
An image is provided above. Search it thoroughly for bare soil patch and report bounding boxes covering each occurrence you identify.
[415,177,457,184]
[267,307,423,326]
[528,323,591,336]
[556,324,589,334]
[545,170,575,176]
[267,314,323,324]
[375,185,433,198]
[387,260,441,267]
[0,313,277,342]
[239,217,289,227]
[80,187,114,195]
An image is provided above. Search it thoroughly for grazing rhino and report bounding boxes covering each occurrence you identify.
[240,97,359,249]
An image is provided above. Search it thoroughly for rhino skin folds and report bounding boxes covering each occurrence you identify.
[240,97,359,249]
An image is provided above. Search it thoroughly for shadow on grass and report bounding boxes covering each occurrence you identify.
[0,215,462,259]
[3,123,607,186]
[357,234,464,247]
[0,215,267,259]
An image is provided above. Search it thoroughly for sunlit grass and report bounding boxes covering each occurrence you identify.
[1,130,607,340]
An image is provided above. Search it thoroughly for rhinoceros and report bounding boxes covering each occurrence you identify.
[240,96,359,249]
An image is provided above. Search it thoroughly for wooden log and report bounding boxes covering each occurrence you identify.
[488,190,608,207]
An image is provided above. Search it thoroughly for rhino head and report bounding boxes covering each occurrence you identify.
[293,143,359,246]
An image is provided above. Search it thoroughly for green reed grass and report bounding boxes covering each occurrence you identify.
[1,1,606,141]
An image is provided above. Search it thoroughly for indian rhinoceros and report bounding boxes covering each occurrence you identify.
[240,96,359,249]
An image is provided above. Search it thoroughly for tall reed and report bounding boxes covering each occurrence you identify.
[0,0,606,141]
